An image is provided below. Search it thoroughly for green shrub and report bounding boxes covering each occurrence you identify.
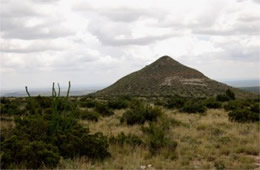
[226,89,235,100]
[120,101,162,125]
[228,108,259,122]
[20,141,60,168]
[250,102,260,113]
[1,135,25,168]
[80,99,97,108]
[95,103,114,116]
[108,98,128,109]
[80,110,100,122]
[120,109,145,125]
[142,123,177,155]
[154,98,165,106]
[0,97,9,105]
[224,100,244,111]
[0,82,111,169]
[225,99,260,123]
[181,100,206,113]
[204,98,222,109]
[1,136,59,169]
[166,96,186,109]
[109,132,143,146]
[35,95,52,109]
[216,89,236,102]
[79,132,110,160]
[1,113,111,168]
[216,94,230,102]
[0,100,23,116]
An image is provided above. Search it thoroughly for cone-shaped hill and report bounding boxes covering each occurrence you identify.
[93,56,250,97]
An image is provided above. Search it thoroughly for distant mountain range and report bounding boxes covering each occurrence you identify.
[0,89,98,97]
[223,80,259,87]
[92,56,252,97]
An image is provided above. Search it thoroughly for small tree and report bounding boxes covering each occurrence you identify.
[225,89,235,100]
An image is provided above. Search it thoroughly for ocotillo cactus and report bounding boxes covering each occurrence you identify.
[49,81,72,135]
[25,86,37,114]
[66,81,71,98]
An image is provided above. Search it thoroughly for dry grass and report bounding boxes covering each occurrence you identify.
[1,108,259,169]
[80,110,143,136]
[0,115,15,130]
[58,108,260,169]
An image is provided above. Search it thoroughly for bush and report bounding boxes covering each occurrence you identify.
[1,113,111,169]
[1,136,59,169]
[216,94,230,102]
[109,132,143,146]
[0,83,111,169]
[95,103,114,116]
[181,100,206,113]
[20,141,60,168]
[216,89,236,102]
[142,123,177,155]
[226,89,235,100]
[80,110,100,122]
[228,108,259,123]
[165,96,186,109]
[108,98,128,109]
[120,101,162,125]
[120,109,145,125]
[204,98,222,109]
[80,99,97,108]
[0,100,23,116]
[224,100,244,111]
[35,95,52,109]
[81,132,111,160]
[250,102,260,113]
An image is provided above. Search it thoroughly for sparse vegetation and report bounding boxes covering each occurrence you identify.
[0,83,110,169]
[108,97,129,109]
[109,132,143,147]
[120,100,162,125]
[0,84,259,169]
[217,89,236,102]
[80,110,100,122]
[142,122,177,156]
[95,103,114,116]
[204,97,222,109]
[181,100,207,113]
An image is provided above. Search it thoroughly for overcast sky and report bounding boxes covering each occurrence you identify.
[0,0,259,90]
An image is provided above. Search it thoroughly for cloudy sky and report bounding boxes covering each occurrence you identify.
[0,0,259,91]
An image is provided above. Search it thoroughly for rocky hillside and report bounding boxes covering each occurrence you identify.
[93,56,251,97]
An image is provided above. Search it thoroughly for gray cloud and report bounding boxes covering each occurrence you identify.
[89,27,173,46]
[1,23,72,40]
[193,17,260,36]
[73,3,164,23]
[0,0,259,90]
[0,41,63,53]
[99,8,164,23]
[0,0,72,40]
[253,0,260,4]
[0,0,40,18]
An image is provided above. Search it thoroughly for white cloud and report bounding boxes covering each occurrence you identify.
[0,0,259,90]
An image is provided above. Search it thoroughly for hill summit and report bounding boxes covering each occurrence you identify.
[93,56,248,97]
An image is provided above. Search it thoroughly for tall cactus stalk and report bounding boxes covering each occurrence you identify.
[57,83,61,97]
[50,81,71,135]
[50,82,59,135]
[25,86,37,114]
[25,86,31,98]
[66,81,71,98]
